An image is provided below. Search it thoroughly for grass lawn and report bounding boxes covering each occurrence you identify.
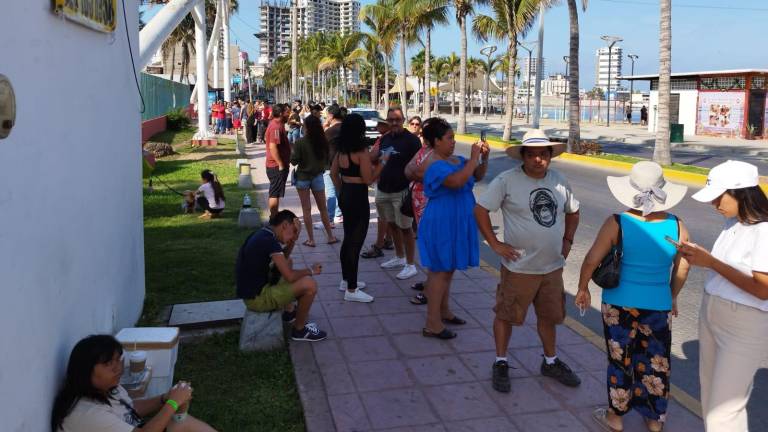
[142,136,305,431]
[146,126,197,147]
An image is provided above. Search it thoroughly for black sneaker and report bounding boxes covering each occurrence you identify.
[291,323,327,342]
[540,357,581,387]
[282,310,296,323]
[492,360,511,393]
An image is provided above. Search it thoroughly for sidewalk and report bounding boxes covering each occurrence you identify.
[246,142,703,432]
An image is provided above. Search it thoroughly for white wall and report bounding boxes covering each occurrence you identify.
[0,2,145,431]
[647,89,698,136]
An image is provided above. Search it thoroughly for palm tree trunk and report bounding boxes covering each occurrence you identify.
[423,28,431,118]
[566,0,582,153]
[384,61,390,110]
[371,60,377,110]
[399,29,408,117]
[458,16,467,134]
[434,79,440,114]
[451,76,455,116]
[654,0,672,165]
[502,46,517,141]
[341,66,347,106]
[169,46,176,82]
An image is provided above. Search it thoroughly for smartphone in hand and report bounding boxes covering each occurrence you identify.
[480,130,487,142]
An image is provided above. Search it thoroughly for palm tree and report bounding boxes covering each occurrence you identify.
[466,57,483,114]
[161,15,196,83]
[411,50,427,112]
[361,2,398,110]
[412,0,450,118]
[445,52,461,115]
[432,56,451,114]
[473,0,545,140]
[453,0,487,133]
[390,0,423,116]
[565,0,587,153]
[318,32,367,106]
[653,0,672,165]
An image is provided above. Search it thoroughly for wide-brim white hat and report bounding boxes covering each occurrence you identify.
[505,129,566,160]
[607,161,688,215]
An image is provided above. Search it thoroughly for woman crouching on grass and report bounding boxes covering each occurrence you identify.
[51,334,217,432]
[196,169,225,219]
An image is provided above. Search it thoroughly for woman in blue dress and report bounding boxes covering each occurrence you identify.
[414,118,489,339]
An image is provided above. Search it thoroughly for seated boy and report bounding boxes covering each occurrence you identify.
[236,210,327,341]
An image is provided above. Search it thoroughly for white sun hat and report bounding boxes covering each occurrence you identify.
[691,160,760,203]
[505,129,566,160]
[607,161,688,215]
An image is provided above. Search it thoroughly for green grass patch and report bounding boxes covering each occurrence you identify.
[175,332,304,432]
[148,126,197,146]
[589,153,710,175]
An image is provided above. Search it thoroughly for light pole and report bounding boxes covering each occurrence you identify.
[532,5,545,128]
[517,41,534,124]
[480,45,497,120]
[627,54,638,124]
[562,56,569,123]
[290,0,298,101]
[601,35,622,127]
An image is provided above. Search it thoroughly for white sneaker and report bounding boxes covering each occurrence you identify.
[344,289,374,303]
[334,216,344,224]
[381,257,406,269]
[339,280,367,292]
[396,264,418,280]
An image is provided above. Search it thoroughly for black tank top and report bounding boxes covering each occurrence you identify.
[338,153,361,177]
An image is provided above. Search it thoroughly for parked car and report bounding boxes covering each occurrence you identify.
[348,108,382,140]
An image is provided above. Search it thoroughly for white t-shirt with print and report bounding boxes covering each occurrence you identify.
[706,219,768,311]
[477,165,580,275]
[60,386,142,432]
[197,182,225,209]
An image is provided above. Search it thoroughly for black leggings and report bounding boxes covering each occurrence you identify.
[197,197,223,214]
[338,182,370,288]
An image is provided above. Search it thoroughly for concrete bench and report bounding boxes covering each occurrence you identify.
[238,309,284,352]
[238,208,263,229]
[238,173,253,189]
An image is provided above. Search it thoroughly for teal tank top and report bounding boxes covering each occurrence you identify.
[601,213,679,311]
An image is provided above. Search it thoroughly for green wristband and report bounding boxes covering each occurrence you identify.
[166,399,179,411]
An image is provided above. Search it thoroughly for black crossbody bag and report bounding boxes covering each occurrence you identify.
[591,214,623,289]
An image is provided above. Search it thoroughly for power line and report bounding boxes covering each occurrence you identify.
[599,0,768,12]
[233,14,260,33]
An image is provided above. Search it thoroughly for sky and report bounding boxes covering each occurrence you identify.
[142,0,768,91]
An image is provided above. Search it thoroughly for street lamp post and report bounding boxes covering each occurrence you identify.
[601,35,623,127]
[562,56,569,123]
[480,45,497,120]
[627,54,638,124]
[517,41,534,124]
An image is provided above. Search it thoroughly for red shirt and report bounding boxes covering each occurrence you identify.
[212,103,224,119]
[265,118,290,169]
[263,106,272,120]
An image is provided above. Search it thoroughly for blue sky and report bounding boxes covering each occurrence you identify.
[143,0,768,91]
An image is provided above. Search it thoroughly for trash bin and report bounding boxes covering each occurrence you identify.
[116,327,180,398]
[670,123,684,143]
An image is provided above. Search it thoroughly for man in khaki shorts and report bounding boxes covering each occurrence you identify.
[474,129,581,393]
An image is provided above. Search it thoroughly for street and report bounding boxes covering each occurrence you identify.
[451,139,768,431]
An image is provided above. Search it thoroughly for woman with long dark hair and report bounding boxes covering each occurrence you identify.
[330,114,386,302]
[51,334,216,432]
[290,115,338,247]
[244,102,255,144]
[677,160,768,431]
[196,169,225,219]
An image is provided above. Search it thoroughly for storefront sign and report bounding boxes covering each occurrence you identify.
[53,0,117,33]
[697,91,745,137]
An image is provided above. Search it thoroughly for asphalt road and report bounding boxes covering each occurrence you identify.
[450,140,768,430]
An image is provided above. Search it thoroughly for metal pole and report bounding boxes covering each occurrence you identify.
[628,54,638,124]
[290,0,298,100]
[480,45,496,120]
[532,5,545,128]
[223,0,231,102]
[563,56,569,123]
[527,50,532,124]
[192,1,210,139]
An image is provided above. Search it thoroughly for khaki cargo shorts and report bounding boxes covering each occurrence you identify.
[494,266,565,326]
[244,279,295,312]
[375,188,412,229]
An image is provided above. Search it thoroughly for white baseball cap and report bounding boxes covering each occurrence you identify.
[691,160,760,203]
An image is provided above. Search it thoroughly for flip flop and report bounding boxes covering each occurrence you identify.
[643,418,664,432]
[592,408,623,432]
[410,293,428,305]
[302,240,316,248]
[422,328,456,339]
[327,238,339,245]
[442,316,467,325]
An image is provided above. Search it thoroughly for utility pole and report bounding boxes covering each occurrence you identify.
[600,35,622,127]
[480,45,497,120]
[627,53,638,124]
[517,41,534,125]
[222,0,231,102]
[532,5,545,129]
[291,0,298,101]
[562,56,569,123]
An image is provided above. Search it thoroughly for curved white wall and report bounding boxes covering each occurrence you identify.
[0,2,145,430]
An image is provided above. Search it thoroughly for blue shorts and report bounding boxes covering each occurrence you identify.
[294,173,325,192]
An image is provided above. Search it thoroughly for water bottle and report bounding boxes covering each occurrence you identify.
[242,193,252,208]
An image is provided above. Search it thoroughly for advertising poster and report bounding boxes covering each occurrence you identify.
[53,0,117,33]
[697,91,745,136]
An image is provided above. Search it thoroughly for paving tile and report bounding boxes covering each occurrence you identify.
[508,325,543,349]
[361,388,438,429]
[392,333,455,357]
[341,336,399,362]
[451,293,496,309]
[443,416,520,432]
[330,316,385,338]
[312,340,345,367]
[462,267,498,279]
[406,355,476,386]
[321,363,357,395]
[318,261,343,274]
[376,423,446,432]
[447,279,485,293]
[299,389,332,419]
[370,297,419,315]
[512,410,590,432]
[424,382,502,421]
[363,282,409,298]
[378,312,427,335]
[540,369,606,408]
[308,301,327,319]
[511,346,579,375]
[560,342,608,372]
[462,307,496,329]
[302,252,343,263]
[322,300,374,318]
[358,270,397,284]
[328,393,372,432]
[556,323,586,345]
[458,351,531,380]
[305,413,338,432]
[484,377,562,415]
[447,328,495,353]
[349,359,413,392]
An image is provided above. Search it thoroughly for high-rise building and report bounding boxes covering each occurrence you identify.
[256,0,360,66]
[518,57,545,97]
[595,46,623,91]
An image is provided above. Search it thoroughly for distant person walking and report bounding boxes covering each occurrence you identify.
[265,104,292,217]
[576,161,691,432]
[324,105,344,224]
[244,102,256,144]
[290,114,338,247]
[678,161,768,432]
[232,101,242,132]
[641,105,648,126]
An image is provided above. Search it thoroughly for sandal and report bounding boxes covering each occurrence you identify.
[411,282,425,291]
[327,237,339,245]
[410,293,428,305]
[442,316,467,325]
[592,408,623,432]
[643,418,664,432]
[422,328,457,339]
[382,239,394,250]
[302,240,316,248]
[360,245,384,259]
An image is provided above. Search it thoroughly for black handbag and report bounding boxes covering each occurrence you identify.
[591,214,623,289]
[400,185,415,218]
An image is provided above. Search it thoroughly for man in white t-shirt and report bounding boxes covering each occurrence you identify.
[474,129,581,394]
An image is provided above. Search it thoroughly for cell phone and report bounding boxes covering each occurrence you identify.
[480,130,487,142]
[664,235,681,247]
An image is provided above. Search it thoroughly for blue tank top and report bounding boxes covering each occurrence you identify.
[601,213,679,311]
